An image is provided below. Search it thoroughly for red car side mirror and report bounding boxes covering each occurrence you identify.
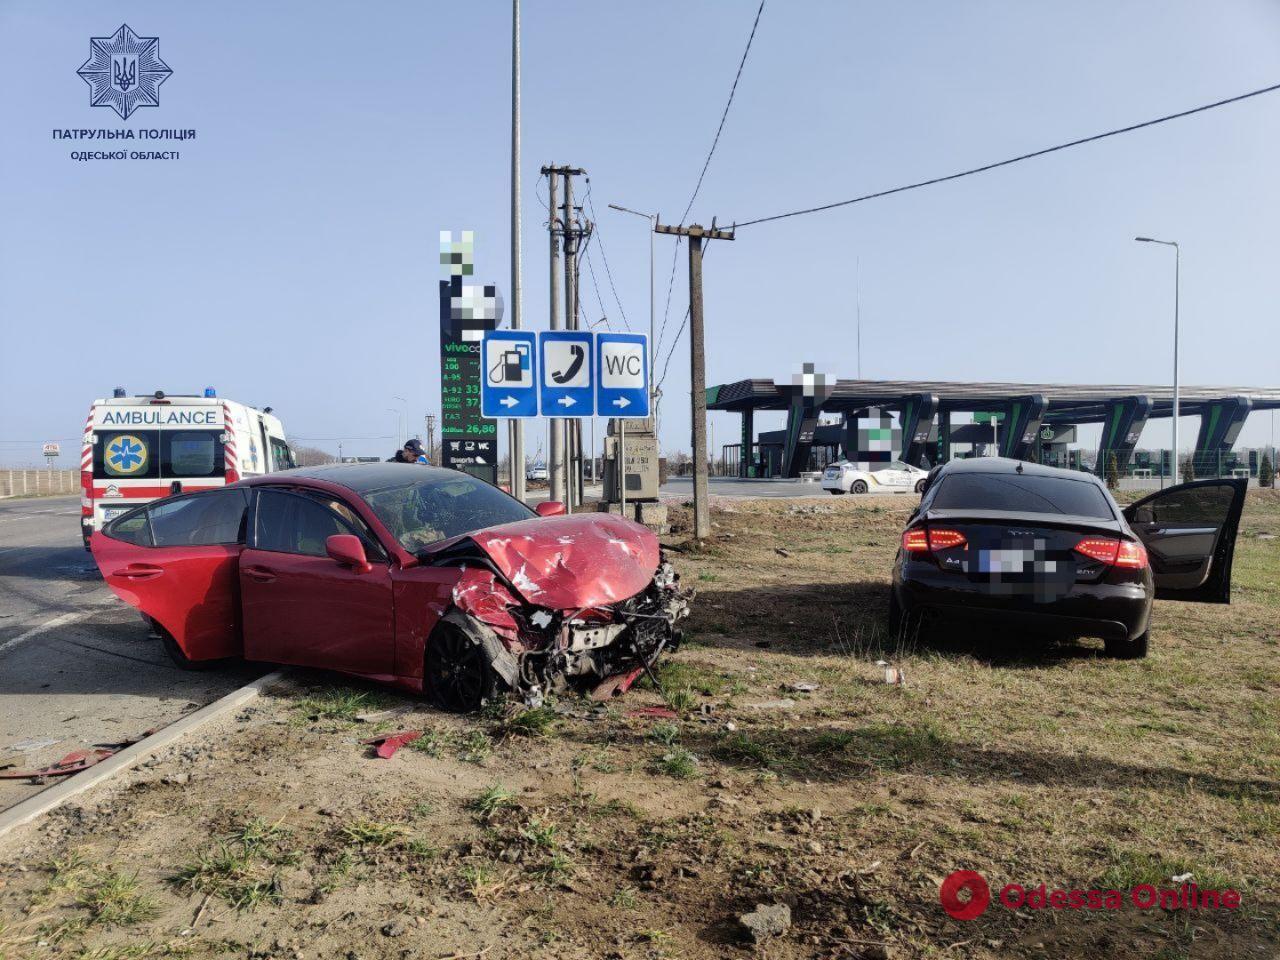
[535,501,566,517]
[326,534,372,574]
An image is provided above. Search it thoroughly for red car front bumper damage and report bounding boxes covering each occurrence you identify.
[436,514,692,704]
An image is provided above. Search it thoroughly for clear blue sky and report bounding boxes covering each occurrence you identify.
[2,0,1278,467]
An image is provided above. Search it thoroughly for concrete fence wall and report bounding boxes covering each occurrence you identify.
[0,469,79,499]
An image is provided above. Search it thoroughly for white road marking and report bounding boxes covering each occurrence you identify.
[0,611,92,656]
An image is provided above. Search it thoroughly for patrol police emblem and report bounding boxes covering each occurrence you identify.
[106,435,148,475]
[77,24,172,120]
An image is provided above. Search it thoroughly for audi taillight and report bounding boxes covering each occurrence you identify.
[902,528,967,553]
[1074,537,1147,569]
[927,529,967,551]
[902,529,929,552]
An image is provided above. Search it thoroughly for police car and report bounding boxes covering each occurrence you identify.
[821,459,929,495]
[81,388,294,548]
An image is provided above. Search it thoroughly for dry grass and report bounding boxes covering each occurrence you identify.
[2,489,1277,958]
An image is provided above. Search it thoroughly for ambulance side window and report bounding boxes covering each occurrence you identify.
[269,438,294,471]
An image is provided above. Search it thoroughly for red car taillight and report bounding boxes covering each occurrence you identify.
[902,529,929,552]
[81,470,93,517]
[927,529,967,551]
[902,528,967,553]
[1074,537,1148,569]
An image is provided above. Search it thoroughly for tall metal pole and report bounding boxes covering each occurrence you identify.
[688,233,710,540]
[1136,236,1180,486]
[509,0,525,501]
[648,218,655,414]
[547,169,564,505]
[856,256,862,379]
[607,203,659,421]
[1172,244,1180,485]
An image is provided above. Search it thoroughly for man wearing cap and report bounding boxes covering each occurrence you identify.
[388,438,430,464]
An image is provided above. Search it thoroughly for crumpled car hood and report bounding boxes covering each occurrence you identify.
[463,512,659,610]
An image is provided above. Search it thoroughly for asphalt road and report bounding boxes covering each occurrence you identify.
[0,495,261,812]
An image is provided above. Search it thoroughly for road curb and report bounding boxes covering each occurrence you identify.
[0,670,287,842]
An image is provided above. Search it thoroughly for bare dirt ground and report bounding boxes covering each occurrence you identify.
[2,490,1278,959]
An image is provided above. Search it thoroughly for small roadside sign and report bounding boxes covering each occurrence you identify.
[596,333,650,417]
[42,442,61,458]
[539,330,594,417]
[480,330,538,418]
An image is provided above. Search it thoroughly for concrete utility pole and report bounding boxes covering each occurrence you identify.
[654,221,735,540]
[545,167,564,505]
[509,0,525,501]
[425,414,436,461]
[543,163,587,509]
[563,172,579,510]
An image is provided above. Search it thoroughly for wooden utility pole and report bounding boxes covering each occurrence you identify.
[654,221,735,540]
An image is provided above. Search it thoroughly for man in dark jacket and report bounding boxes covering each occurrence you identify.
[388,438,430,464]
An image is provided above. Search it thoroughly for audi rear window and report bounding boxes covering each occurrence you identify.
[930,473,1115,519]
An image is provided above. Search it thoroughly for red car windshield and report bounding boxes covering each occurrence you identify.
[360,473,534,552]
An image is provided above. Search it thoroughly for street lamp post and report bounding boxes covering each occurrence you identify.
[1135,237,1180,486]
[386,409,402,451]
[392,396,408,450]
[607,203,656,414]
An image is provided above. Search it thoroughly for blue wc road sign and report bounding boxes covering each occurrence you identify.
[596,332,650,418]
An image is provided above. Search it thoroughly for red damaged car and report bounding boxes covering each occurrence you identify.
[90,463,689,710]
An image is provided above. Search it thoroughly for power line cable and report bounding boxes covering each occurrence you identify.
[582,246,614,330]
[655,0,766,362]
[679,0,766,224]
[732,80,1280,229]
[584,191,631,331]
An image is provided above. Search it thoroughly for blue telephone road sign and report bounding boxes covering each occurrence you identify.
[480,331,539,418]
[539,330,595,417]
[596,332,650,418]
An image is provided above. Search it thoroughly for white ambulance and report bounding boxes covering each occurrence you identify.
[81,388,294,547]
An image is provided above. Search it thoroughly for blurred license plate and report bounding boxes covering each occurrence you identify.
[978,548,1034,574]
[100,505,133,521]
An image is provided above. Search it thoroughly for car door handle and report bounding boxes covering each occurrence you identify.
[114,563,163,581]
[243,565,277,583]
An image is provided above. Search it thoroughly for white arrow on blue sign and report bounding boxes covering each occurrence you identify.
[539,330,595,417]
[480,330,539,418]
[596,332,650,417]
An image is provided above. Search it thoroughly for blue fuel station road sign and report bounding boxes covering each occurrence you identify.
[480,331,538,418]
[538,330,595,417]
[596,333,650,418]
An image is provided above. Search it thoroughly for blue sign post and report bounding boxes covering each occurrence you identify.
[596,333,650,418]
[480,331,538,418]
[538,331,595,416]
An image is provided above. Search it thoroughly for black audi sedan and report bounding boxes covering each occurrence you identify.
[889,458,1246,658]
